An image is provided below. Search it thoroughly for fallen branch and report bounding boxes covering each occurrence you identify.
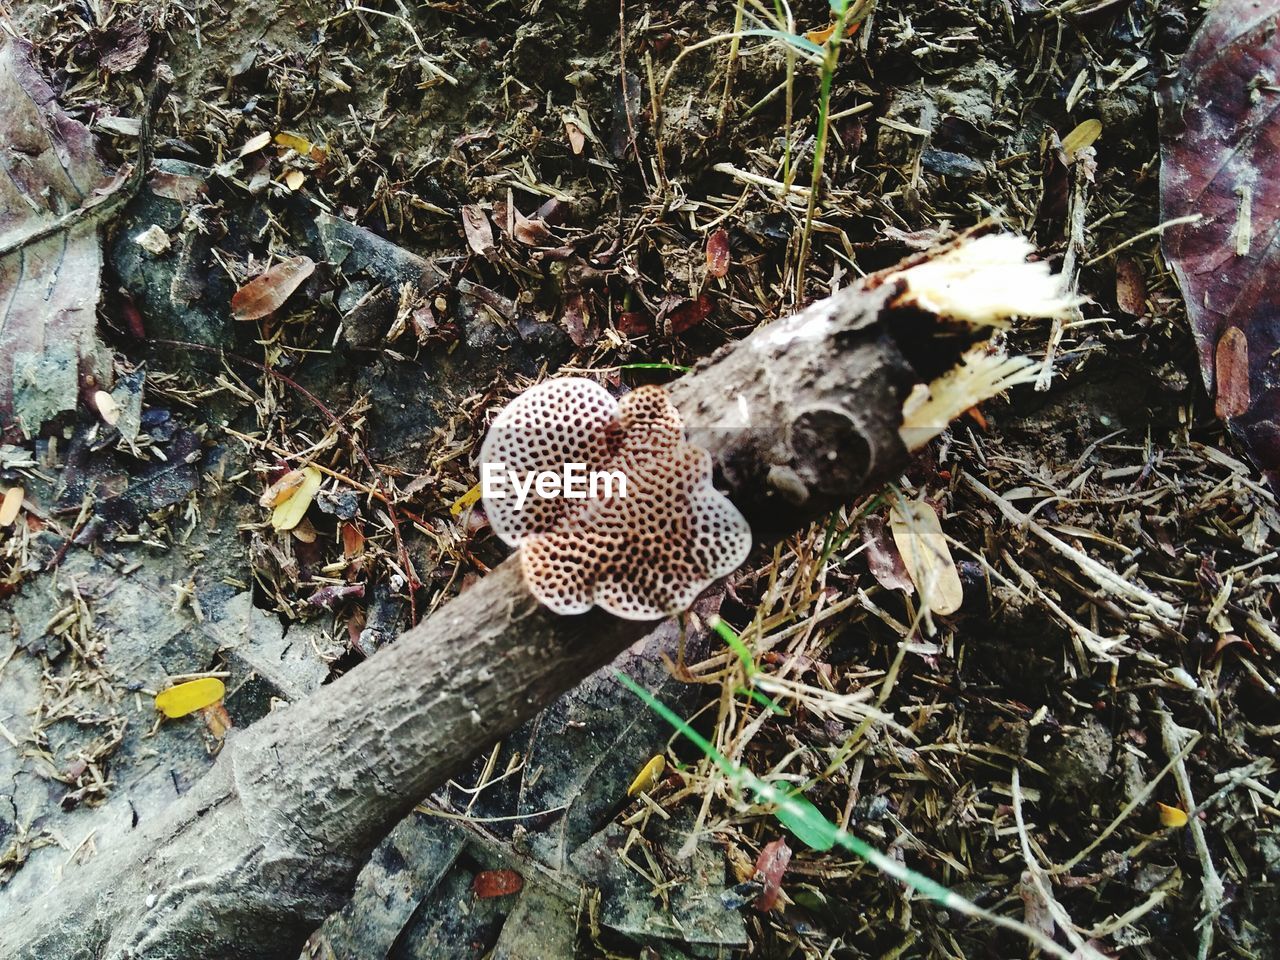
[1,233,1068,960]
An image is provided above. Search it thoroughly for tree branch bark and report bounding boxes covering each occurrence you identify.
[3,275,936,960]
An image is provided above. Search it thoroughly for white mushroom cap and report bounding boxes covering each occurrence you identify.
[479,378,752,620]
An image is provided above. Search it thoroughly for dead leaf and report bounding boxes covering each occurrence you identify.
[513,212,555,247]
[98,19,151,74]
[889,500,963,615]
[616,311,652,337]
[238,130,272,157]
[274,131,314,154]
[753,838,792,912]
[473,869,523,898]
[1214,326,1250,419]
[1114,256,1146,316]
[92,389,121,426]
[0,486,23,527]
[1161,0,1280,487]
[0,37,114,438]
[662,294,714,336]
[231,256,316,321]
[271,466,322,531]
[461,205,496,258]
[1156,802,1188,828]
[1061,118,1102,161]
[705,228,731,279]
[561,291,594,347]
[155,677,226,718]
[862,515,914,594]
[284,169,306,192]
[341,520,365,557]
[200,701,234,740]
[564,118,586,155]
[806,19,861,44]
[627,755,665,796]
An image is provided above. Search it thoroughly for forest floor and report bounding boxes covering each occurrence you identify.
[2,0,1279,958]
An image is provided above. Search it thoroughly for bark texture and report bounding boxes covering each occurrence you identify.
[1,279,919,960]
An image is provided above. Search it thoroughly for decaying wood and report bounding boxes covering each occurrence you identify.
[1,278,927,960]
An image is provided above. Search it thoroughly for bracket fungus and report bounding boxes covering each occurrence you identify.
[478,377,752,619]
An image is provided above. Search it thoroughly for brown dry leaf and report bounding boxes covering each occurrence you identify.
[662,294,714,336]
[705,228,731,279]
[341,521,365,557]
[1161,0,1280,487]
[260,468,308,508]
[291,516,318,544]
[0,486,23,527]
[460,205,496,258]
[564,118,586,155]
[284,169,306,192]
[1114,256,1146,316]
[889,500,963,615]
[862,514,914,594]
[0,37,115,438]
[231,256,316,321]
[200,702,234,740]
[512,213,555,247]
[1214,326,1250,419]
[753,838,792,913]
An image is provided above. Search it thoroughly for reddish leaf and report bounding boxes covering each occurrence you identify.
[753,838,792,912]
[561,291,595,348]
[513,214,555,247]
[616,311,652,337]
[0,37,115,438]
[705,228,731,279]
[1161,0,1280,488]
[1114,256,1146,317]
[231,256,316,321]
[472,869,523,898]
[1214,326,1251,420]
[662,294,714,336]
[861,514,914,595]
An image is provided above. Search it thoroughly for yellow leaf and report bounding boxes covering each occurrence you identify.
[450,481,483,516]
[1061,119,1102,160]
[0,486,23,527]
[271,466,322,531]
[284,169,306,192]
[803,18,865,44]
[273,131,314,154]
[627,754,666,796]
[806,22,837,44]
[1157,802,1188,828]
[889,500,963,615]
[155,677,226,718]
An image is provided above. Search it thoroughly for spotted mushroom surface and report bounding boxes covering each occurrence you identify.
[478,377,752,619]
